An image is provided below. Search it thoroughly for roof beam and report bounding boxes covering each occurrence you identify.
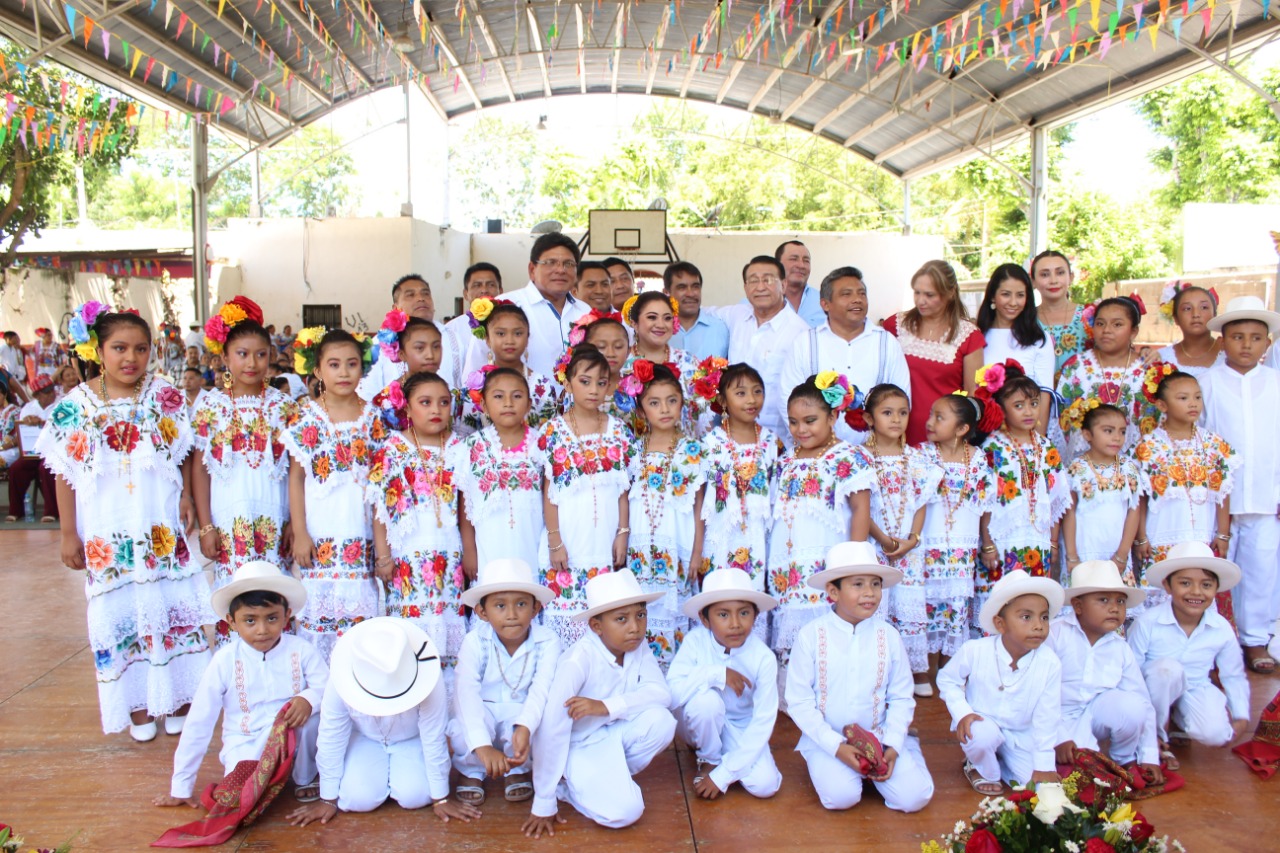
[742,0,843,115]
[428,16,483,109]
[644,0,673,96]
[780,53,845,121]
[610,3,624,93]
[810,61,900,136]
[342,0,447,121]
[718,0,785,105]
[843,57,995,148]
[470,8,516,102]
[274,0,373,91]
[525,3,552,97]
[15,0,141,66]
[679,2,724,98]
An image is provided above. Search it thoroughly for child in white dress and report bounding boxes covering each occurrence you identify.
[281,329,383,662]
[625,361,706,667]
[668,569,782,800]
[538,345,637,645]
[1060,404,1142,586]
[356,313,444,404]
[366,372,466,690]
[455,299,561,436]
[42,305,212,739]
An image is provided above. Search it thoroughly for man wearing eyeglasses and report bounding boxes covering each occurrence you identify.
[719,256,809,437]
[506,233,589,376]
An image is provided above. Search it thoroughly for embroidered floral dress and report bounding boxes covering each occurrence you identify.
[1043,305,1089,377]
[537,414,637,645]
[882,313,985,446]
[869,446,943,673]
[366,432,466,689]
[36,378,212,733]
[700,425,784,592]
[1067,457,1142,585]
[768,442,875,666]
[0,402,18,467]
[981,430,1070,633]
[1056,350,1160,462]
[449,424,546,571]
[918,443,995,659]
[453,368,562,437]
[279,398,384,662]
[1133,427,1236,606]
[626,435,705,668]
[191,388,293,604]
[620,347,709,436]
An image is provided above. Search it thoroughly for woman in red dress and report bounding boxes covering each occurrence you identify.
[883,260,985,445]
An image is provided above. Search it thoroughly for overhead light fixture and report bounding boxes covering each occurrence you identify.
[536,115,547,131]
[392,33,414,53]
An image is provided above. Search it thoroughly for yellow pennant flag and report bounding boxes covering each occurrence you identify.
[218,0,226,17]
[130,47,143,75]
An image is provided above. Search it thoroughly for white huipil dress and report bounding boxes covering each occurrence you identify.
[449,424,547,572]
[279,398,383,662]
[366,432,467,697]
[536,414,637,647]
[626,435,706,669]
[1066,457,1142,585]
[699,425,783,590]
[870,446,943,674]
[37,378,214,733]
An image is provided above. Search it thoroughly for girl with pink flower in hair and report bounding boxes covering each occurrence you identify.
[355,309,445,403]
[767,373,874,689]
[188,297,294,646]
[454,299,561,436]
[280,328,384,663]
[39,304,213,740]
[365,371,467,698]
[537,345,638,645]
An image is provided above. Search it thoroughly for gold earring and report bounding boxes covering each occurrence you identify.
[222,370,233,390]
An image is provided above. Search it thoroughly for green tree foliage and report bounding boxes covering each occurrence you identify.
[450,116,541,229]
[0,41,138,258]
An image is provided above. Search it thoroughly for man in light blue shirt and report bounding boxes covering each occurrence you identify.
[665,261,729,361]
[776,240,827,328]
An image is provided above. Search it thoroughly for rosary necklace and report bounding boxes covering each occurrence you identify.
[409,424,449,528]
[724,423,763,533]
[101,374,145,494]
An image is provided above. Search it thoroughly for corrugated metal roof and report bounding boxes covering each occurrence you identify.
[1,0,1276,175]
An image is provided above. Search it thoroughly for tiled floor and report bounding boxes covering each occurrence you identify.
[2,528,1278,851]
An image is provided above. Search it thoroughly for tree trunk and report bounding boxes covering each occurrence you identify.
[2,205,38,266]
[0,159,30,234]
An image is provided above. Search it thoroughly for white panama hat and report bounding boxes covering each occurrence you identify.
[1064,560,1146,607]
[978,569,1065,635]
[572,569,664,622]
[329,617,442,717]
[807,541,903,590]
[460,558,553,608]
[682,568,778,620]
[1206,294,1280,334]
[1145,541,1241,592]
[210,560,307,619]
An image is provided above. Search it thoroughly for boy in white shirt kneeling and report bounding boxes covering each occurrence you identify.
[450,559,562,805]
[1048,561,1163,781]
[155,561,327,809]
[938,569,1064,795]
[785,542,933,813]
[668,568,782,801]
[526,570,677,838]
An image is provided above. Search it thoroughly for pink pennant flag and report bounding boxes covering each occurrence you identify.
[101,28,110,58]
[144,56,156,82]
[177,13,188,38]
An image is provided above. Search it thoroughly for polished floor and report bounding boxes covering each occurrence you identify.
[2,528,1278,852]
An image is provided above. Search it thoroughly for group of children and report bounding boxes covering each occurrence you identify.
[37,280,1276,833]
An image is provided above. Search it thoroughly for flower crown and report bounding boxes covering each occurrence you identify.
[618,359,681,398]
[690,355,727,406]
[204,297,264,355]
[1141,360,1175,404]
[1158,280,1218,320]
[1059,396,1102,432]
[467,297,515,340]
[553,347,574,385]
[464,364,498,408]
[374,309,409,363]
[292,328,374,376]
[952,390,1005,433]
[68,300,110,364]
[567,309,624,347]
[371,379,408,431]
[974,358,1024,396]
[621,294,682,333]
[809,370,866,430]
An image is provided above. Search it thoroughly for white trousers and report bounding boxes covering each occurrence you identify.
[800,735,932,812]
[1142,658,1234,747]
[221,713,320,787]
[675,690,781,798]
[1229,514,1280,647]
[961,718,1046,786]
[1062,689,1151,765]
[562,706,676,829]
[449,704,528,781]
[336,734,433,812]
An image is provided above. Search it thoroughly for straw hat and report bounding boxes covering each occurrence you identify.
[572,569,663,622]
[1145,541,1241,592]
[1064,560,1147,607]
[807,541,903,591]
[978,569,1064,635]
[682,568,778,620]
[1207,295,1280,334]
[460,558,553,608]
[210,560,307,619]
[329,617,442,717]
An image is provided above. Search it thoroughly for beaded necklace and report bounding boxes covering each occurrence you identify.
[100,374,145,494]
[1165,427,1214,526]
[1003,429,1048,532]
[481,426,533,530]
[640,430,681,543]
[227,385,271,469]
[566,407,606,526]
[936,443,979,552]
[723,422,763,533]
[870,447,911,542]
[1083,455,1126,493]
[778,436,838,551]
[408,424,449,529]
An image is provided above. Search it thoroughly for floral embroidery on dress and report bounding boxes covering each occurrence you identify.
[455,368,563,435]
[281,397,384,488]
[1056,350,1161,456]
[1043,305,1089,375]
[1133,428,1235,505]
[537,414,636,495]
[192,387,293,481]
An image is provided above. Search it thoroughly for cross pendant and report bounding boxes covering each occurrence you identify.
[125,481,136,495]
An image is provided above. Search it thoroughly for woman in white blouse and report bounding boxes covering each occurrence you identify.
[976,264,1055,434]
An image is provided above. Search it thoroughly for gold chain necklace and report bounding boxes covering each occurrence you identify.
[408,424,449,528]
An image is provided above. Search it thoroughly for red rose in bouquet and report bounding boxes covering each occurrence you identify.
[1085,840,1116,853]
[965,828,1002,853]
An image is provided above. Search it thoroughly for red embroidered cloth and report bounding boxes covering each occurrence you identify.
[1233,687,1280,779]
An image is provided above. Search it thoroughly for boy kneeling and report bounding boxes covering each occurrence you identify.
[526,570,676,838]
[938,569,1063,795]
[450,559,562,805]
[1128,541,1250,768]
[786,542,933,812]
[155,561,326,809]
[668,568,782,801]
[1048,560,1162,780]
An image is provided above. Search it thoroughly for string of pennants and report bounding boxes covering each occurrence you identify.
[14,256,179,277]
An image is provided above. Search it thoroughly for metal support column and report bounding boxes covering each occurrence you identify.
[192,121,211,323]
[902,179,912,236]
[1028,125,1049,260]
[249,150,263,218]
[401,80,414,218]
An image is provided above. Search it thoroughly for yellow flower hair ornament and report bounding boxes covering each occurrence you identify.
[621,293,683,333]
[291,326,328,375]
[1141,361,1175,404]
